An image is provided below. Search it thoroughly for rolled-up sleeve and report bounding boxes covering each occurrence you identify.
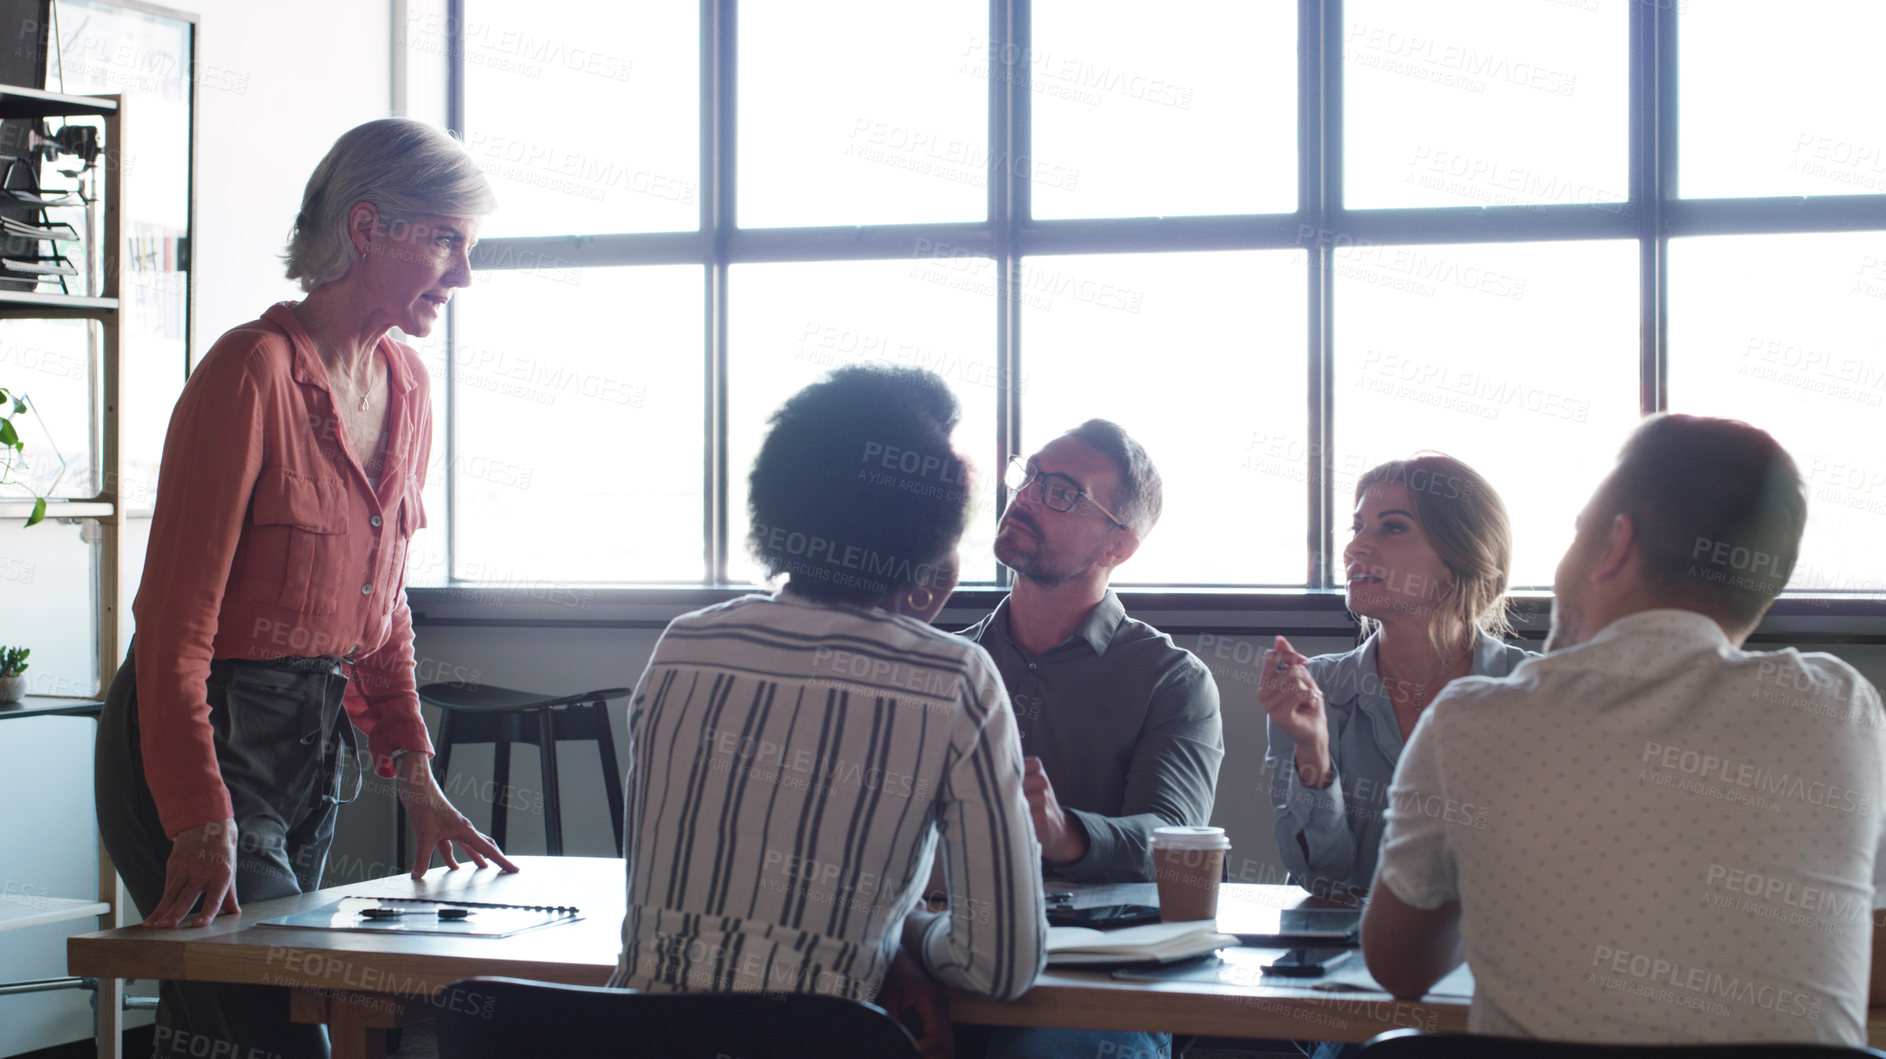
[923,658,1047,1000]
[1059,658,1223,883]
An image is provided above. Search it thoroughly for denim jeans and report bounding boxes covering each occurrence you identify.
[96,647,352,1059]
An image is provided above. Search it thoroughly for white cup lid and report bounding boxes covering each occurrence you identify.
[1150,825,1230,851]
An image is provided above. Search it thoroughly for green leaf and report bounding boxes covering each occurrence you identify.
[8,394,23,415]
[26,496,46,527]
[0,418,17,446]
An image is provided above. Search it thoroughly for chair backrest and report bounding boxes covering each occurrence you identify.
[434,976,923,1059]
[1363,1029,1886,1059]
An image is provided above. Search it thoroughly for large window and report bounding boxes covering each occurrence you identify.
[420,0,1886,599]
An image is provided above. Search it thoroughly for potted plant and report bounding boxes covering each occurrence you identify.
[0,646,27,703]
[1,385,47,526]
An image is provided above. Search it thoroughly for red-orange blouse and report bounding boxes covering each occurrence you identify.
[133,302,435,838]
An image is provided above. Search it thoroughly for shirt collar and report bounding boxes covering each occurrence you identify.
[1323,630,1511,706]
[1469,628,1514,674]
[266,301,417,397]
[1581,607,1733,652]
[1319,635,1381,705]
[989,589,1127,658]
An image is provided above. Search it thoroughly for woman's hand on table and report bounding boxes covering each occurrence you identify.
[396,752,520,878]
[1258,635,1334,789]
[146,817,240,928]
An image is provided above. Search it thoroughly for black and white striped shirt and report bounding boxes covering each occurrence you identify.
[610,592,1047,1002]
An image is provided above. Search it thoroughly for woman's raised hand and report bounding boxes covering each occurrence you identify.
[1259,635,1334,789]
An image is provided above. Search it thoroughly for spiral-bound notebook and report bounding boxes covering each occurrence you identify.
[260,897,583,939]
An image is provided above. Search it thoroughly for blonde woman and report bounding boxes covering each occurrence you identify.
[1263,454,1535,898]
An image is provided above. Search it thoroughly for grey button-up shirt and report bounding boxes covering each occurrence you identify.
[1266,631,1535,897]
[961,591,1224,883]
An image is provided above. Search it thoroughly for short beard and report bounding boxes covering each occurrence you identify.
[995,533,1070,589]
[1004,555,1072,589]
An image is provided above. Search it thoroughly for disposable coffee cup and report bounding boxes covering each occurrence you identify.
[1151,825,1230,922]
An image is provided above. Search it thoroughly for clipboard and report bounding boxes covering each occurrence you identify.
[259,896,583,939]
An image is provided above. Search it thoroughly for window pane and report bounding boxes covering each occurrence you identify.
[402,326,449,590]
[1669,234,1886,592]
[1030,0,1294,219]
[1680,1,1886,198]
[452,265,703,582]
[0,319,92,500]
[1020,250,1308,585]
[458,1,698,236]
[52,0,194,513]
[1332,240,1640,587]
[1344,0,1627,209]
[727,260,999,586]
[0,521,98,696]
[738,2,985,228]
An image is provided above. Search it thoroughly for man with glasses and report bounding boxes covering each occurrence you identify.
[957,420,1221,1059]
[963,420,1223,884]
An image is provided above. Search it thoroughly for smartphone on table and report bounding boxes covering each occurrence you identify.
[1047,903,1164,929]
[1261,947,1353,977]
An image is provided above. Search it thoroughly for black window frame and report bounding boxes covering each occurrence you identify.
[412,0,1886,634]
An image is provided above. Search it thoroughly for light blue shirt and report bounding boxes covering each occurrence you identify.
[1266,631,1534,896]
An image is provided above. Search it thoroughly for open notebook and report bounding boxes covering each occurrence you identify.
[1047,921,1239,967]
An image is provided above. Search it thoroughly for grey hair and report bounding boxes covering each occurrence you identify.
[1063,418,1163,537]
[283,118,495,292]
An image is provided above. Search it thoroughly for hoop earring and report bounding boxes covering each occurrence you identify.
[904,587,935,614]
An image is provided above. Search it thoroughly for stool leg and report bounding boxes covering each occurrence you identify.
[539,711,563,856]
[592,700,625,857]
[433,711,455,781]
[490,729,511,853]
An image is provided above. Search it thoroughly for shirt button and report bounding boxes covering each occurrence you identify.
[370,514,383,527]
[1028,663,1038,671]
[361,584,373,595]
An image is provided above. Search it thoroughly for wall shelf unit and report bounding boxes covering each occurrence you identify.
[0,81,127,1059]
[0,84,125,691]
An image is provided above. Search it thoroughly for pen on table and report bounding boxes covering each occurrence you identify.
[360,907,471,920]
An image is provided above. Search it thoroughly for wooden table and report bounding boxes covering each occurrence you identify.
[71,859,1467,1054]
[949,879,1470,1043]
[91,859,1886,1053]
[70,856,627,1059]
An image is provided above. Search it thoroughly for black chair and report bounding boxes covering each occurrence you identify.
[1362,1029,1886,1058]
[433,976,923,1059]
[404,683,630,859]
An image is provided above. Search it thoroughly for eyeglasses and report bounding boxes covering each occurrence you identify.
[1003,456,1128,530]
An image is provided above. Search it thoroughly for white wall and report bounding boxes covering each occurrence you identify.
[185,0,397,343]
[1,2,396,1054]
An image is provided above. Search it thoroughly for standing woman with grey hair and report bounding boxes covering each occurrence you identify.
[95,118,515,1059]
